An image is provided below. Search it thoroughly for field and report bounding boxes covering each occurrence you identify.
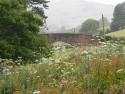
[1,41,125,94]
[106,29,125,38]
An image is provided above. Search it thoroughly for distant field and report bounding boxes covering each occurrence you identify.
[106,29,125,38]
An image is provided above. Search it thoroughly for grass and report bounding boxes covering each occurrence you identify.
[106,29,125,38]
[0,41,125,94]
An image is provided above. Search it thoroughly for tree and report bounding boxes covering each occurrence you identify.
[0,0,50,61]
[29,0,49,18]
[79,19,99,35]
[111,2,125,31]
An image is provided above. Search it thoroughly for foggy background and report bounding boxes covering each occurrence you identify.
[44,0,124,32]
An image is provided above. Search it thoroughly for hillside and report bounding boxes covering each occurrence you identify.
[106,29,125,38]
[45,0,114,32]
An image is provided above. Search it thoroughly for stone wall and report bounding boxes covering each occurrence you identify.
[44,33,96,44]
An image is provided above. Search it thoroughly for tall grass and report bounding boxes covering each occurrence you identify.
[0,41,125,94]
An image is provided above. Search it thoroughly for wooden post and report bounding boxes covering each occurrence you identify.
[102,14,105,41]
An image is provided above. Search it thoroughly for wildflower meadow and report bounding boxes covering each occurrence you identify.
[1,40,125,94]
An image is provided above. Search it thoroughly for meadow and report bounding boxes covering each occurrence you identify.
[106,29,125,38]
[0,40,125,94]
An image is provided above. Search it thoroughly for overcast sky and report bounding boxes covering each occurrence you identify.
[86,0,125,5]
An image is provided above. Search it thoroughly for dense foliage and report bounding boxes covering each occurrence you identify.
[0,0,50,61]
[30,0,49,18]
[111,2,125,31]
[79,19,99,35]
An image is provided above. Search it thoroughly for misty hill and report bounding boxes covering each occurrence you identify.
[45,0,114,33]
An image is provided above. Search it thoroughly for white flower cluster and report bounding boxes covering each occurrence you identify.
[33,90,41,94]
[117,69,124,73]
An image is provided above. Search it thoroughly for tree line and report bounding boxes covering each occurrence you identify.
[80,2,125,35]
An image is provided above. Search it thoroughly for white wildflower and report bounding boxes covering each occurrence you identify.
[101,45,107,48]
[42,57,47,61]
[54,59,60,64]
[17,63,21,65]
[91,39,95,41]
[98,39,101,41]
[96,36,99,38]
[117,69,124,73]
[36,76,40,78]
[2,68,11,75]
[18,57,22,59]
[81,50,89,55]
[33,90,40,94]
[35,59,39,62]
[29,68,37,74]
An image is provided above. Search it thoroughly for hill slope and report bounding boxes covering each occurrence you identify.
[106,29,125,38]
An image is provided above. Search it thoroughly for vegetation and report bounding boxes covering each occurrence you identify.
[1,0,125,94]
[111,2,125,31]
[79,19,99,35]
[29,0,49,18]
[1,41,125,94]
[98,16,110,35]
[79,17,110,35]
[80,2,125,35]
[106,29,125,38]
[0,0,50,61]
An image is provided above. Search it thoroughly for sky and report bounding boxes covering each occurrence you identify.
[86,0,125,5]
